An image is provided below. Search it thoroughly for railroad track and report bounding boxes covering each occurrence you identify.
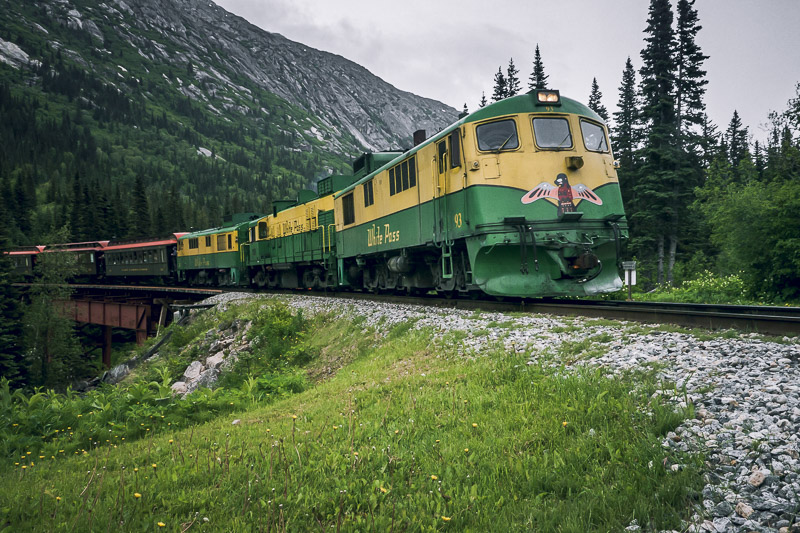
[312,292,800,337]
[19,283,800,336]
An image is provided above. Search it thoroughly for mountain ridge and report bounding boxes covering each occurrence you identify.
[0,0,458,243]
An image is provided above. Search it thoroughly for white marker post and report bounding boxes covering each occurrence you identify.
[622,261,637,301]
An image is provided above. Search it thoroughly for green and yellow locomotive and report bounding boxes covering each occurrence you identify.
[241,152,402,290]
[176,214,259,286]
[332,89,628,297]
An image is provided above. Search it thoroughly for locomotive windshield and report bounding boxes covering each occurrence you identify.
[532,117,573,149]
[476,119,519,151]
[580,120,608,152]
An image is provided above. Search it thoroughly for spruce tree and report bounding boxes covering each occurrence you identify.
[637,0,679,284]
[612,57,641,214]
[69,172,85,241]
[506,58,521,97]
[675,0,708,138]
[528,44,549,90]
[458,103,469,119]
[587,77,609,121]
[24,226,85,389]
[130,174,151,237]
[491,67,507,102]
[479,91,487,108]
[0,203,26,387]
[725,110,750,172]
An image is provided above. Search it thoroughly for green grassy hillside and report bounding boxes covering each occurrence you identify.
[0,300,701,531]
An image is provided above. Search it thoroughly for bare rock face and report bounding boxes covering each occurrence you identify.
[171,381,188,395]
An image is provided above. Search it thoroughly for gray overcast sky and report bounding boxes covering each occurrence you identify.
[214,0,800,141]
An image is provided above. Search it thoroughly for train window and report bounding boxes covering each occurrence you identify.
[363,180,374,207]
[437,141,448,173]
[395,165,402,193]
[217,235,226,251]
[342,193,355,225]
[533,117,573,149]
[205,236,212,247]
[388,156,417,196]
[259,222,268,239]
[189,238,199,250]
[476,119,519,151]
[580,119,608,152]
[449,130,461,168]
[228,234,232,249]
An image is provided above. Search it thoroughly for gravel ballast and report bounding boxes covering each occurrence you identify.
[202,292,800,532]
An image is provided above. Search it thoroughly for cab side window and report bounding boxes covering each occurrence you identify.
[342,193,355,225]
[476,119,519,151]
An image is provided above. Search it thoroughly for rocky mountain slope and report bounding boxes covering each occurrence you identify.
[0,0,457,243]
[5,0,456,155]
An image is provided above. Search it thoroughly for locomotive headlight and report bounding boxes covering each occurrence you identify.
[535,90,561,105]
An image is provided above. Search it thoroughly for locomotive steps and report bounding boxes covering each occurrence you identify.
[4,293,799,531]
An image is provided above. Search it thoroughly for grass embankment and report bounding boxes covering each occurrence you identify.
[1,301,702,532]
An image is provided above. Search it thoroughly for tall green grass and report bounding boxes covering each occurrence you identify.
[1,303,702,532]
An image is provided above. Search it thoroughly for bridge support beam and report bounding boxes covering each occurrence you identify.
[57,299,152,358]
[103,325,112,369]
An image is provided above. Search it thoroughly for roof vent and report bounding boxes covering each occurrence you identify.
[413,129,426,146]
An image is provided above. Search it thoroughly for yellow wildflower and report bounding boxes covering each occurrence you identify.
[430,475,438,480]
[158,522,166,527]
[472,423,477,428]
[380,487,388,493]
[134,493,141,499]
[562,421,568,427]
[442,516,451,521]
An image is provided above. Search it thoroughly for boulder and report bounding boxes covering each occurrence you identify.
[186,368,219,394]
[183,360,204,381]
[206,352,225,369]
[171,381,187,395]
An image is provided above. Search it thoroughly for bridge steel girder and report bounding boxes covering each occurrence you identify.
[58,299,151,347]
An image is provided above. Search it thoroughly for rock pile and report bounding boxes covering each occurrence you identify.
[170,318,252,397]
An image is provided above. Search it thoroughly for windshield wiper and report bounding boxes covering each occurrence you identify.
[494,134,515,153]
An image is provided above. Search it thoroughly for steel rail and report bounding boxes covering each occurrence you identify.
[311,292,800,337]
[19,284,799,336]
